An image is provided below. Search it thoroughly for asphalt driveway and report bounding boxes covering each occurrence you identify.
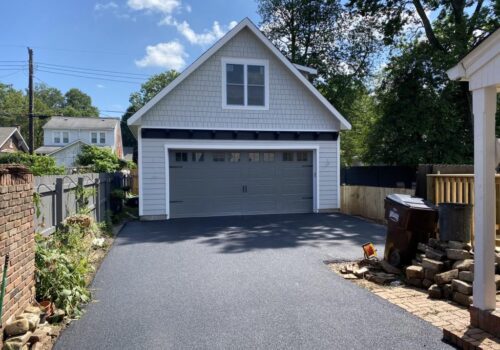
[55,213,452,350]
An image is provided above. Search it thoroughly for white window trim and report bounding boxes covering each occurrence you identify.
[53,130,69,145]
[90,131,106,145]
[221,57,269,110]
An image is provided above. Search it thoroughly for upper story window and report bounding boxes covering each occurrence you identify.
[91,131,106,145]
[222,58,269,110]
[53,131,69,144]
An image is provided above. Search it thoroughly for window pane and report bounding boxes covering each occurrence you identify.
[100,132,106,144]
[297,151,308,161]
[54,133,60,143]
[229,152,240,162]
[175,152,187,162]
[263,152,274,162]
[226,64,244,84]
[91,132,97,144]
[248,86,265,106]
[227,84,244,105]
[283,152,294,161]
[248,152,260,162]
[62,132,69,143]
[247,65,264,85]
[192,152,204,162]
[213,152,225,162]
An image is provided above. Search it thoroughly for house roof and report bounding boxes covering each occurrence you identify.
[43,116,119,130]
[127,18,351,130]
[447,28,500,82]
[35,140,90,155]
[0,127,29,152]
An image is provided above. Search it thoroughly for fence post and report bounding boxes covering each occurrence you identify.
[77,177,84,213]
[94,178,100,222]
[55,178,64,226]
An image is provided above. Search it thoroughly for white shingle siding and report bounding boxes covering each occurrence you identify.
[140,28,340,131]
[140,138,339,217]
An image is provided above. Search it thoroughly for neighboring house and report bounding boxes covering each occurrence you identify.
[127,18,351,220]
[35,116,123,167]
[0,127,28,153]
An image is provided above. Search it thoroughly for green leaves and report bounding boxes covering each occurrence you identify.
[76,145,121,173]
[0,153,65,176]
[34,219,100,318]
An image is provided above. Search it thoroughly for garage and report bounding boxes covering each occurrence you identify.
[169,150,313,218]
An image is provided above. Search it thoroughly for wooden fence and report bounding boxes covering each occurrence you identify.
[34,173,113,235]
[340,185,415,223]
[130,169,139,195]
[427,174,500,246]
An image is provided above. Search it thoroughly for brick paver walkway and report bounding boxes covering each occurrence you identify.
[331,264,500,349]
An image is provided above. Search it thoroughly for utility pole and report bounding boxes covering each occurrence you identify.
[28,47,34,154]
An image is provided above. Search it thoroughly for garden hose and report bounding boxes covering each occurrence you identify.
[0,254,9,324]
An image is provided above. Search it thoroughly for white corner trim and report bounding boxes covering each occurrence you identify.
[127,18,351,130]
[162,140,321,219]
[221,57,269,110]
[138,127,143,216]
[337,133,341,209]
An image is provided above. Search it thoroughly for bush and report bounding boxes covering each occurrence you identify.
[76,145,120,173]
[0,153,65,175]
[35,217,103,317]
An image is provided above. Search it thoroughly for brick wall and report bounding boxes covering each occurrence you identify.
[0,165,35,325]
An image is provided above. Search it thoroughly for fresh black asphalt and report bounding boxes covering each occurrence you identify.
[55,213,452,349]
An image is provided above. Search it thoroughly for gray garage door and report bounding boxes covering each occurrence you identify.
[169,150,313,218]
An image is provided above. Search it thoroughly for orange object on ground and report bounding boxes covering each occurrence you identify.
[362,242,377,258]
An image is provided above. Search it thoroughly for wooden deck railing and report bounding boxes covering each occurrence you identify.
[427,174,500,246]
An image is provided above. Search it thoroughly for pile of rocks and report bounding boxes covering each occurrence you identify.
[2,304,64,350]
[404,238,500,307]
[338,257,402,285]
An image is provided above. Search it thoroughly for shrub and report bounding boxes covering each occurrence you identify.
[76,145,120,173]
[0,153,65,175]
[35,218,102,317]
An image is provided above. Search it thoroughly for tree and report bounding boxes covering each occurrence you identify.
[62,88,99,117]
[258,0,383,165]
[0,84,100,148]
[121,70,180,148]
[349,0,498,165]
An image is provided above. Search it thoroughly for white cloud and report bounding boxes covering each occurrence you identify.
[127,0,181,14]
[97,84,105,88]
[161,17,238,46]
[94,2,118,11]
[135,41,188,70]
[185,4,191,12]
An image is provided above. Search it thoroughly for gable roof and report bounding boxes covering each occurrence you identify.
[128,18,351,130]
[35,140,90,156]
[43,116,119,130]
[447,28,500,81]
[0,127,29,152]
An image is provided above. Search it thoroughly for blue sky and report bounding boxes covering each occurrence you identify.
[0,0,260,118]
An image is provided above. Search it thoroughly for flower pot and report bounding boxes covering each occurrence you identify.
[39,300,54,316]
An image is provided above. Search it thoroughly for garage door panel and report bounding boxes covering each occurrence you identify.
[169,150,313,218]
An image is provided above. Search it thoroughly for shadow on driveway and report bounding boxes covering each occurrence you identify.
[117,212,387,257]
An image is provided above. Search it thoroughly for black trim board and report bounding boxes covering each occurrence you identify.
[141,128,339,141]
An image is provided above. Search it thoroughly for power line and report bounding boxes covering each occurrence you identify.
[0,70,25,79]
[37,62,151,78]
[36,69,143,84]
[36,64,146,81]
